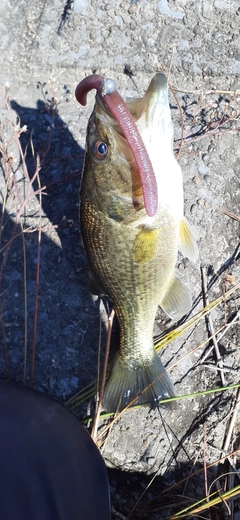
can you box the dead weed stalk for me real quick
[0,86,54,384]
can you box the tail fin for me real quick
[102,351,176,412]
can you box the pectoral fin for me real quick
[133,228,159,263]
[160,272,192,320]
[179,216,198,262]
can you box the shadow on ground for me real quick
[0,97,103,400]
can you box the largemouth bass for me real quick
[76,73,198,412]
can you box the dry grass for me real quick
[0,86,58,384]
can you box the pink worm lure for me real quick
[75,74,158,217]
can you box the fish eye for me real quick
[93,140,108,160]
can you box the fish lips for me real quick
[131,73,174,141]
[95,73,174,216]
[96,72,172,131]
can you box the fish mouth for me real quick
[95,73,173,216]
[97,73,173,210]
[97,72,173,170]
[127,73,174,144]
[76,73,174,217]
[97,73,172,140]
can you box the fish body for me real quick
[79,73,197,412]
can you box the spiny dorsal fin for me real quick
[179,216,198,262]
[160,272,192,320]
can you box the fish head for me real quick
[82,101,139,222]
[81,73,182,224]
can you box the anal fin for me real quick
[160,272,192,320]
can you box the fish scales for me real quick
[78,73,198,412]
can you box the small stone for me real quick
[202,153,209,163]
[197,198,204,206]
[128,4,136,14]
[190,204,197,214]
[193,175,201,185]
[182,258,190,268]
[146,457,155,465]
[198,161,208,175]
[193,25,200,35]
